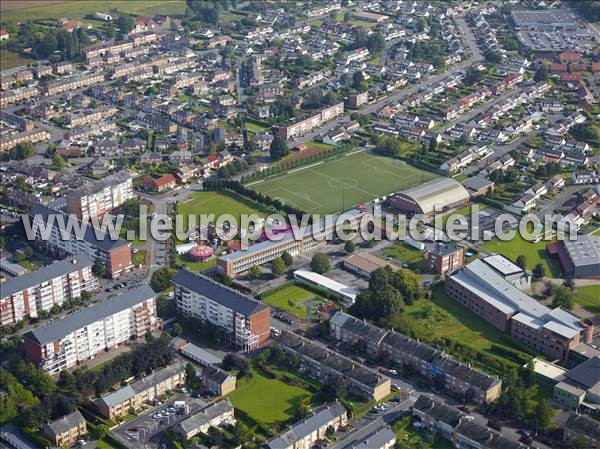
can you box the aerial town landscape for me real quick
[0,1,599,449]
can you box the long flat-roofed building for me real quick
[446,260,593,360]
[0,254,97,326]
[391,177,470,216]
[29,205,133,279]
[66,170,133,220]
[217,209,364,277]
[172,270,270,351]
[293,269,358,306]
[23,285,160,374]
[547,235,600,279]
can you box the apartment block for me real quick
[29,205,133,279]
[174,399,235,440]
[66,171,133,220]
[96,361,185,420]
[330,312,502,404]
[23,286,159,374]
[265,401,347,449]
[0,255,97,326]
[277,102,344,140]
[172,270,271,351]
[42,410,87,447]
[276,330,391,401]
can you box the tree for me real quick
[92,257,105,277]
[343,11,351,22]
[91,423,109,439]
[464,65,484,85]
[151,268,175,292]
[248,265,261,280]
[515,255,527,270]
[269,136,289,161]
[50,154,67,170]
[156,294,174,319]
[344,240,356,253]
[281,251,293,266]
[271,257,286,277]
[534,399,553,432]
[310,253,330,274]
[352,70,367,91]
[116,15,135,34]
[484,50,502,63]
[534,64,549,82]
[542,281,555,298]
[171,322,183,337]
[13,142,35,160]
[532,263,546,280]
[23,246,33,258]
[526,359,536,388]
[552,286,574,310]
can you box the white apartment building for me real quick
[171,270,271,351]
[66,170,134,219]
[23,285,159,374]
[0,255,97,326]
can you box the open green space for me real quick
[174,254,216,272]
[261,283,326,318]
[132,250,147,267]
[175,191,272,238]
[393,417,454,449]
[95,440,120,449]
[575,285,600,314]
[389,287,536,371]
[592,228,600,236]
[246,119,270,133]
[0,49,34,70]
[382,243,424,266]
[251,152,436,214]
[482,234,561,277]
[1,1,185,23]
[227,366,315,425]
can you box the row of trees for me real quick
[33,27,90,60]
[349,266,420,324]
[203,179,305,217]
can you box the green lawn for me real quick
[575,285,600,314]
[252,152,436,214]
[482,234,561,277]
[96,440,120,449]
[261,283,326,318]
[174,253,217,272]
[175,191,272,239]
[1,1,185,22]
[592,228,600,236]
[18,260,36,271]
[389,287,536,371]
[227,366,314,425]
[383,243,424,264]
[0,50,34,70]
[132,250,147,267]
[246,120,269,133]
[394,417,454,449]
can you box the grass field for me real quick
[227,366,314,424]
[389,287,536,371]
[174,254,216,272]
[132,250,146,267]
[262,283,326,318]
[483,234,561,277]
[251,152,436,214]
[0,50,35,70]
[393,417,453,449]
[176,191,271,238]
[575,285,600,314]
[382,243,424,265]
[1,1,185,22]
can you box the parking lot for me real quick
[516,29,595,52]
[111,394,207,449]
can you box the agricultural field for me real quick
[0,1,185,22]
[251,151,436,214]
[261,283,326,318]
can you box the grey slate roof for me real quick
[330,311,388,345]
[565,356,600,389]
[42,410,85,435]
[486,434,525,449]
[352,426,396,449]
[69,170,130,198]
[23,285,155,345]
[564,235,600,269]
[97,361,185,408]
[176,399,233,434]
[1,255,93,299]
[29,204,130,251]
[454,420,492,444]
[566,412,600,440]
[172,269,268,317]
[265,401,347,449]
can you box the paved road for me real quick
[328,396,416,449]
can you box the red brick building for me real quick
[427,244,465,275]
[142,174,176,192]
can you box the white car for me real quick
[389,369,398,375]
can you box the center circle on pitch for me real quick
[329,177,359,189]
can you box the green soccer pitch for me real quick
[249,151,437,213]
